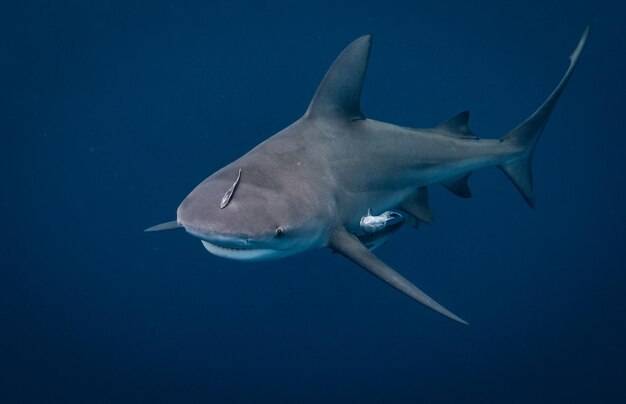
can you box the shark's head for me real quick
[176,164,334,261]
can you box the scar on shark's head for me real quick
[219,169,288,238]
[220,168,242,209]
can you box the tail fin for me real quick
[499,26,589,208]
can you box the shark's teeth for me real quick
[200,240,286,261]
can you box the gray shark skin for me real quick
[146,27,589,325]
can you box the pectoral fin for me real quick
[329,226,468,325]
[144,221,182,232]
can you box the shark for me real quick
[146,27,589,325]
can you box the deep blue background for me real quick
[2,0,625,402]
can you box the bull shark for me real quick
[146,27,589,325]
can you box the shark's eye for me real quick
[275,226,284,237]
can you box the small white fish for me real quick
[360,209,402,234]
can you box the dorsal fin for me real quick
[442,173,472,198]
[305,35,372,121]
[437,111,478,139]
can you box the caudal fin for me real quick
[499,26,589,208]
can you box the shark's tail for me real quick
[498,26,589,208]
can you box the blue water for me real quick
[3,1,625,402]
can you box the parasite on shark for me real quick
[147,27,589,324]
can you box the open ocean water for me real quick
[2,0,625,402]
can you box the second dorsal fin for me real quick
[437,111,478,139]
[305,35,372,121]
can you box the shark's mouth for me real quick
[200,240,286,261]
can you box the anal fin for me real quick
[442,173,472,198]
[329,226,468,325]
